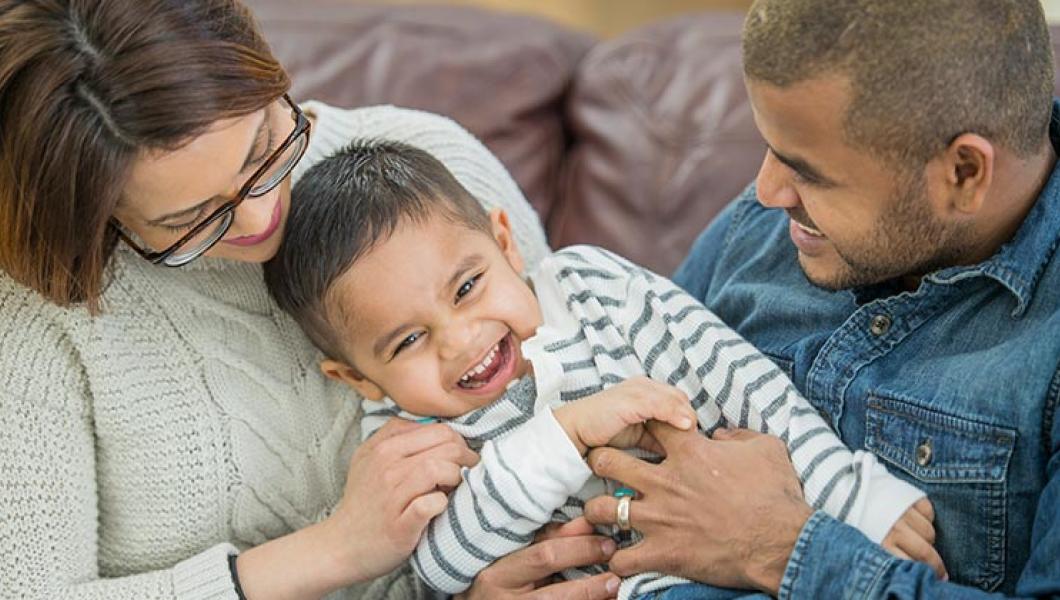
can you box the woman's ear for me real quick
[489,208,524,273]
[320,359,385,401]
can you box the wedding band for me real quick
[616,495,632,531]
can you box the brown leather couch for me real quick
[245,1,1060,275]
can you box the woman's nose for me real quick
[755,151,801,210]
[228,188,280,237]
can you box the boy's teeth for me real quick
[461,342,502,382]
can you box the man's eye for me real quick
[394,332,422,356]
[456,273,483,301]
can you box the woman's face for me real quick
[115,99,300,264]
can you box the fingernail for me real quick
[606,575,620,594]
[678,417,693,429]
[601,539,616,556]
[942,572,949,581]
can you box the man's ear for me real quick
[320,359,385,401]
[489,208,525,274]
[930,133,994,217]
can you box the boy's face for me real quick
[322,208,542,417]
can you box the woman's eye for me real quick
[456,273,483,301]
[160,207,210,232]
[394,332,422,356]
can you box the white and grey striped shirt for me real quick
[361,245,924,598]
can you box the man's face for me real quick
[747,76,973,290]
[329,210,542,417]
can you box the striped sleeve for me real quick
[409,408,592,594]
[555,246,924,543]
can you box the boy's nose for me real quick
[438,322,477,363]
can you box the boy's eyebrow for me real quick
[372,253,486,359]
[373,320,415,359]
[445,253,485,293]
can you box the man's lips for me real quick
[787,211,825,237]
[223,197,282,247]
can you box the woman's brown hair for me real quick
[0,0,290,311]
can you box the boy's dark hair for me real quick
[265,139,492,360]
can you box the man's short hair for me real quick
[742,0,1055,170]
[264,139,492,360]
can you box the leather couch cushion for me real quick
[551,13,762,275]
[246,0,594,221]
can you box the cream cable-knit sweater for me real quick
[0,101,549,600]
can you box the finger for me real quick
[392,458,464,503]
[536,517,597,543]
[644,420,704,454]
[379,422,473,460]
[897,532,947,580]
[587,447,659,490]
[527,572,620,600]
[583,496,618,527]
[395,490,448,540]
[646,393,697,431]
[368,417,421,442]
[902,506,936,544]
[632,427,665,456]
[710,427,758,441]
[489,535,617,587]
[912,497,935,522]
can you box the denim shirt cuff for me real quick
[779,511,898,599]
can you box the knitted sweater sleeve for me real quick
[0,282,241,600]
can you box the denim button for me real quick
[916,439,933,466]
[870,314,892,336]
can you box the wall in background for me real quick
[369,1,1060,37]
[362,0,751,37]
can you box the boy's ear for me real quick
[489,208,524,273]
[320,359,385,401]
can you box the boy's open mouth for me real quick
[457,333,515,392]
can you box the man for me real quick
[580,1,1060,598]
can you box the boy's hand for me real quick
[553,377,697,455]
[881,498,948,580]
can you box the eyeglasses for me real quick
[114,94,311,267]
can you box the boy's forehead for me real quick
[327,218,492,335]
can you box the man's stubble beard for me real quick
[801,176,976,291]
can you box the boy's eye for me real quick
[456,273,483,301]
[394,332,422,356]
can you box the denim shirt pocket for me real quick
[864,393,1017,591]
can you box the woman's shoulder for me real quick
[0,271,90,412]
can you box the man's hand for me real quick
[881,498,948,580]
[553,377,697,455]
[458,518,621,599]
[583,424,812,595]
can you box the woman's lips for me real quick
[223,197,282,247]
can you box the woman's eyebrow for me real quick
[146,114,268,225]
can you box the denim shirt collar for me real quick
[854,100,1060,316]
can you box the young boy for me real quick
[265,140,935,599]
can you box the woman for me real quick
[0,0,619,598]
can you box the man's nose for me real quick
[755,151,801,210]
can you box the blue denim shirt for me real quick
[672,107,1060,598]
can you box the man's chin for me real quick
[796,253,869,291]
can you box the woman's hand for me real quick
[237,418,478,599]
[459,518,621,600]
[328,418,480,582]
